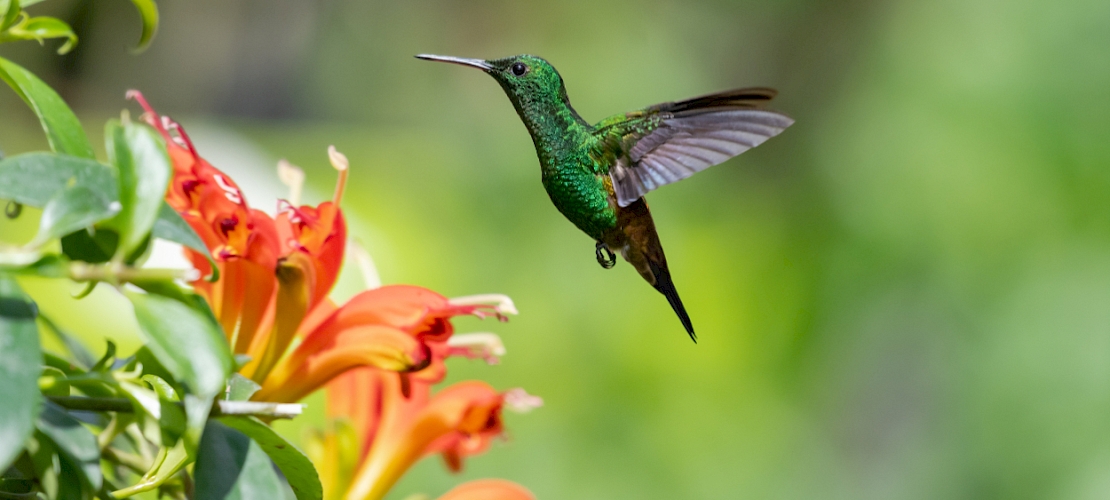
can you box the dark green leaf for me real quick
[0,153,116,207]
[0,57,94,158]
[0,276,41,472]
[194,421,284,500]
[104,119,171,259]
[134,345,176,388]
[60,228,117,263]
[29,185,119,247]
[128,0,158,52]
[217,416,322,500]
[35,401,101,492]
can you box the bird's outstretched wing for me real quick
[590,87,793,207]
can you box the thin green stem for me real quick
[46,395,304,419]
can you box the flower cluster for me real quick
[129,92,539,499]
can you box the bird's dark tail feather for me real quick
[647,259,696,343]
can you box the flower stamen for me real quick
[328,145,349,206]
[448,294,518,317]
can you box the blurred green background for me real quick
[3,0,1110,498]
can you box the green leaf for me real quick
[28,185,119,247]
[134,345,176,388]
[152,203,202,253]
[104,119,171,259]
[35,401,101,492]
[217,416,322,500]
[152,202,219,281]
[112,438,190,498]
[0,153,117,207]
[142,374,178,401]
[126,291,230,396]
[126,290,231,449]
[0,253,69,278]
[1,0,19,31]
[0,57,94,159]
[2,16,78,54]
[60,228,117,263]
[39,366,69,397]
[225,373,261,402]
[0,276,41,472]
[38,313,95,369]
[194,421,284,500]
[128,0,158,52]
[89,339,116,372]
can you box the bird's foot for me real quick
[595,242,616,269]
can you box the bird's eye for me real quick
[511,62,529,76]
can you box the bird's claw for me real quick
[595,242,616,269]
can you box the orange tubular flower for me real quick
[127,91,517,403]
[309,349,541,500]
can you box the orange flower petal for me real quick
[436,480,536,500]
[345,381,506,500]
[243,251,315,383]
[253,325,424,403]
[326,367,384,462]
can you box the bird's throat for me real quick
[512,93,591,173]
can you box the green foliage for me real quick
[0,58,93,158]
[102,118,172,260]
[0,277,41,472]
[0,3,320,499]
[0,15,78,54]
[194,421,284,500]
[126,289,233,443]
[29,186,119,248]
[34,402,101,494]
[128,0,158,52]
[218,416,323,500]
[0,153,117,206]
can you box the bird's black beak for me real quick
[415,54,493,71]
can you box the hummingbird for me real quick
[416,54,793,342]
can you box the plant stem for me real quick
[46,396,304,418]
[68,262,198,283]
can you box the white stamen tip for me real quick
[328,145,349,172]
[503,388,543,413]
[448,294,518,316]
[277,159,305,207]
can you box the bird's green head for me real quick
[416,54,571,116]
